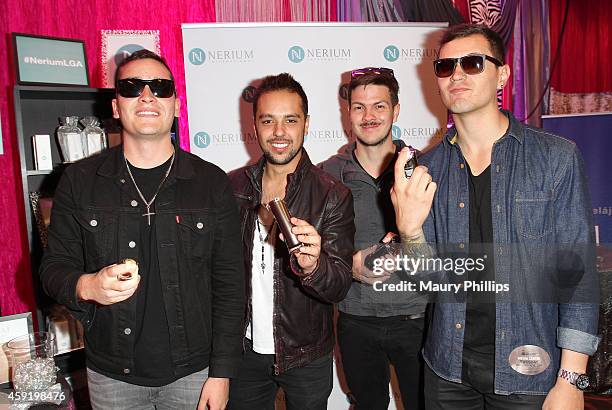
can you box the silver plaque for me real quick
[508,345,551,375]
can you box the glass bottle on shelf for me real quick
[80,116,107,157]
[56,116,85,162]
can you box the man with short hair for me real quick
[391,24,599,409]
[227,73,354,410]
[40,50,244,410]
[320,67,425,409]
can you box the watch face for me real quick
[576,374,590,390]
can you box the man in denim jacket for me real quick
[390,24,599,409]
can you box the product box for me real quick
[32,134,53,170]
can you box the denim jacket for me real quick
[419,111,600,395]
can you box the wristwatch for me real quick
[557,368,591,391]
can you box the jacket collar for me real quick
[97,144,195,180]
[444,109,524,147]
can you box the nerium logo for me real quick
[384,46,438,62]
[115,44,144,65]
[242,86,257,103]
[392,125,401,140]
[193,131,211,148]
[189,48,206,65]
[384,45,400,62]
[288,46,305,63]
[338,83,349,101]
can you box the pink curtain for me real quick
[0,0,215,316]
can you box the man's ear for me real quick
[498,64,511,90]
[112,99,120,119]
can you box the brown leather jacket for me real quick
[228,149,354,373]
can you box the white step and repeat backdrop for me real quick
[182,22,447,409]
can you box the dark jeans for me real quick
[337,311,425,410]
[424,364,546,410]
[227,342,332,410]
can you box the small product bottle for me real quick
[404,145,418,178]
[80,116,107,157]
[56,116,85,162]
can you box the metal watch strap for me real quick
[557,368,579,385]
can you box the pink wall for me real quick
[0,0,215,316]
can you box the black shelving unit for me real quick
[14,85,116,330]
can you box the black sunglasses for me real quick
[433,54,503,78]
[116,78,176,98]
[351,67,394,78]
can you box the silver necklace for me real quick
[256,217,275,272]
[124,150,175,226]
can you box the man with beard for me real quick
[227,73,355,409]
[320,68,426,409]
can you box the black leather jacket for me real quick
[40,146,245,379]
[229,150,354,373]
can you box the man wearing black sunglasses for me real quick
[40,50,244,410]
[391,24,598,410]
[320,68,425,410]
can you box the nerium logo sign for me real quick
[242,86,257,103]
[288,46,305,63]
[189,48,206,65]
[392,125,402,140]
[193,131,211,148]
[384,45,437,62]
[288,45,351,63]
[384,45,400,62]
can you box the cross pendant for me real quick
[142,205,155,226]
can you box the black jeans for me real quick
[337,311,425,410]
[424,364,546,410]
[227,341,332,410]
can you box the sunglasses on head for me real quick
[116,78,176,98]
[350,67,394,78]
[433,54,503,78]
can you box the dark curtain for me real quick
[550,0,612,93]
[399,0,465,23]
[490,0,518,47]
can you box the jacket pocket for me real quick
[177,211,213,260]
[514,190,554,239]
[75,210,117,269]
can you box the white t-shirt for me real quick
[245,218,276,354]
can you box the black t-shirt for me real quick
[129,157,174,386]
[461,163,496,392]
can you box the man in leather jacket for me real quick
[227,73,355,410]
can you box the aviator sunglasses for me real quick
[351,67,395,78]
[116,78,176,98]
[433,54,503,78]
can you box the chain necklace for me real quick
[256,217,275,272]
[256,218,267,271]
[124,150,175,226]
